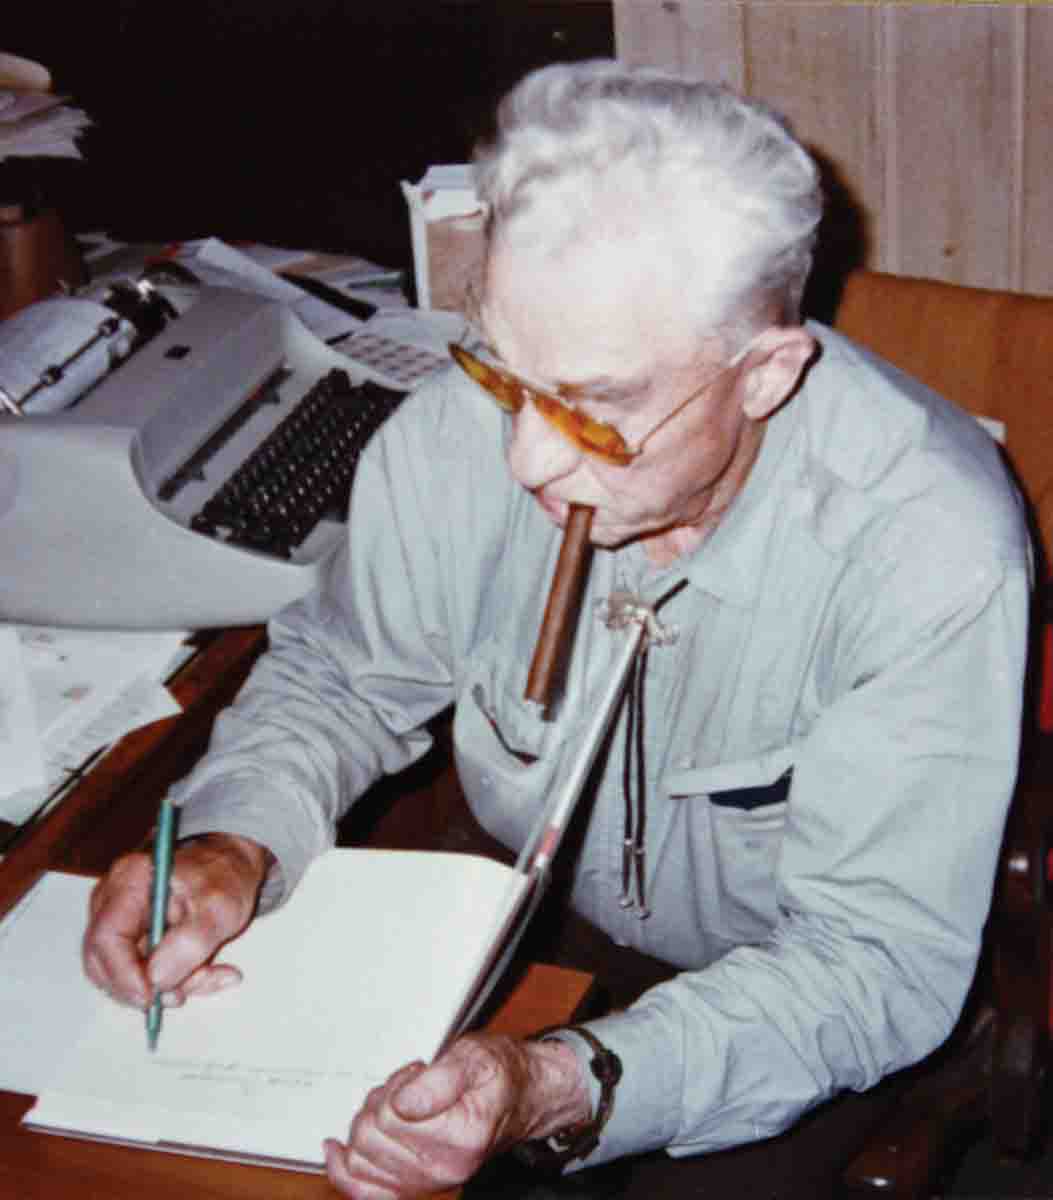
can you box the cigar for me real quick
[524,504,595,710]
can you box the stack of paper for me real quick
[0,91,90,162]
[0,625,189,826]
[163,238,360,345]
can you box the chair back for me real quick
[833,270,1053,575]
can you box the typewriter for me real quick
[0,288,407,629]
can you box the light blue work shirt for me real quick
[176,323,1031,1164]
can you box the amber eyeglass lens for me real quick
[449,343,635,467]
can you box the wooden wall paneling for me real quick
[614,0,745,86]
[1022,7,1053,297]
[615,0,693,72]
[613,1,1053,299]
[883,5,1020,290]
[735,4,885,286]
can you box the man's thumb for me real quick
[392,1058,465,1122]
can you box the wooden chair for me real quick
[831,271,1053,1197]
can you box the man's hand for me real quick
[82,833,273,1011]
[324,1033,590,1199]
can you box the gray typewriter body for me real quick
[0,288,401,629]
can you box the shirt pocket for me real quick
[452,641,577,853]
[666,746,794,943]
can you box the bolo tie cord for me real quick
[618,578,687,918]
[619,644,650,915]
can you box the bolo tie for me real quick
[618,578,687,918]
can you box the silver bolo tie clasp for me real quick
[597,589,680,647]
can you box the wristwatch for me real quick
[514,1025,623,1170]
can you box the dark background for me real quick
[3,2,614,269]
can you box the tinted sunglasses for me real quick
[449,342,748,467]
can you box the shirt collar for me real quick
[667,390,800,608]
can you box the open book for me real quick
[17,849,532,1170]
[9,592,649,1170]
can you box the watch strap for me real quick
[514,1025,623,1171]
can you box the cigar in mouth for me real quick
[524,504,595,710]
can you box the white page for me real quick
[0,675,182,828]
[0,627,43,798]
[17,626,187,741]
[0,96,89,162]
[0,628,187,825]
[174,238,359,343]
[0,873,101,1095]
[27,849,526,1167]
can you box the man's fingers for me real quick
[82,858,155,1006]
[144,914,235,994]
[83,837,265,1008]
[149,962,242,1011]
[341,1062,463,1193]
[332,1040,530,1199]
[82,941,149,1008]
[325,1138,400,1200]
[179,962,243,998]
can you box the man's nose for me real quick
[505,400,582,491]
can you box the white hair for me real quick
[473,60,823,346]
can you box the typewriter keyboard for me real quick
[190,369,403,559]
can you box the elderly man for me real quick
[83,61,1030,1198]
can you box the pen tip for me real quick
[146,1006,161,1052]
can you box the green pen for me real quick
[146,796,177,1052]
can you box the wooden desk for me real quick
[0,627,595,1199]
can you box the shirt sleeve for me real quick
[173,374,494,908]
[569,544,1031,1165]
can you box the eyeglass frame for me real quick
[448,335,756,468]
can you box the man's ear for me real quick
[739,327,817,421]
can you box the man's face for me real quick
[479,238,772,555]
